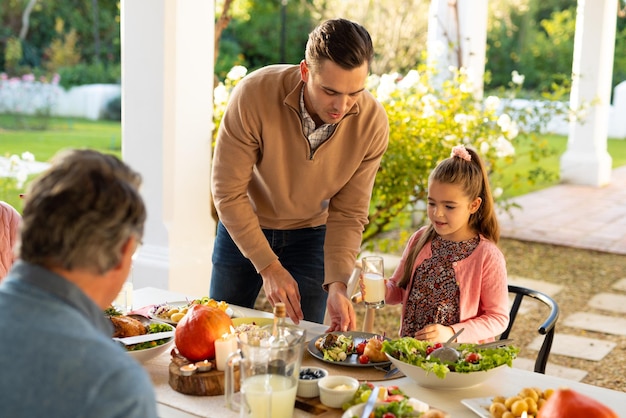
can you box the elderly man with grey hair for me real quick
[0,149,157,418]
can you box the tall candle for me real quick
[214,333,237,371]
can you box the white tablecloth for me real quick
[135,287,626,418]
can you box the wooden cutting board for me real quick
[294,396,343,417]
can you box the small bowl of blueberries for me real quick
[297,366,328,398]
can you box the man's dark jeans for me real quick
[210,221,327,323]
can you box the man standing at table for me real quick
[0,149,158,418]
[210,18,389,331]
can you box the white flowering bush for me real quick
[0,152,36,207]
[363,63,578,249]
[212,64,571,248]
[212,65,248,141]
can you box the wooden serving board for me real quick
[168,351,240,396]
[294,397,342,417]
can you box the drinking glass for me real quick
[361,256,385,308]
[113,281,133,313]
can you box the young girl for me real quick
[381,145,509,343]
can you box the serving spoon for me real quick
[428,327,465,363]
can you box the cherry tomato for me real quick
[386,385,400,394]
[382,413,397,418]
[426,342,443,356]
[356,341,367,355]
[465,352,480,363]
[358,354,370,364]
[384,394,406,403]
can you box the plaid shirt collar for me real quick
[300,86,336,151]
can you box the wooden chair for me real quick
[502,284,560,374]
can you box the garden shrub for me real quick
[213,63,573,250]
[103,95,121,121]
[57,62,120,89]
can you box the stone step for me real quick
[612,278,626,292]
[507,276,563,298]
[507,276,563,314]
[512,357,588,382]
[587,293,626,314]
[563,312,626,336]
[527,333,616,361]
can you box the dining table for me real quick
[134,287,626,418]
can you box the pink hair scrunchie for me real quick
[451,145,472,161]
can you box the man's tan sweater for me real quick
[211,65,389,288]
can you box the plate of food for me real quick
[460,398,491,418]
[342,383,449,418]
[149,297,235,325]
[462,386,555,417]
[307,331,391,367]
[107,311,175,363]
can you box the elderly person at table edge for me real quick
[0,149,158,418]
[210,18,389,331]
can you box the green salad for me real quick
[344,383,430,417]
[318,334,354,362]
[126,323,173,352]
[382,337,519,379]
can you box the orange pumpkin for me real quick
[174,304,233,362]
[537,388,618,418]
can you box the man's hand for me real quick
[325,282,357,332]
[260,260,304,324]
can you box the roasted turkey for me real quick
[109,315,148,338]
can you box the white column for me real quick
[427,0,488,99]
[122,0,215,296]
[560,0,616,186]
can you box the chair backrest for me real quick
[501,284,560,374]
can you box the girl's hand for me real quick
[357,270,367,300]
[414,323,456,343]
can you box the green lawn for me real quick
[499,134,626,196]
[1,114,625,210]
[1,115,121,209]
[0,115,121,161]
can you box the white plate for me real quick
[342,402,370,418]
[461,397,492,418]
[149,301,235,325]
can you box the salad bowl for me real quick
[386,354,505,389]
[382,338,518,390]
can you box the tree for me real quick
[18,0,38,40]
[309,0,430,75]
[215,0,313,80]
[0,0,120,76]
